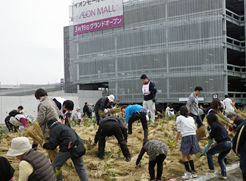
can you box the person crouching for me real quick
[135,139,168,181]
[6,137,56,181]
[93,116,131,161]
[41,118,88,181]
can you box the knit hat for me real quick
[6,137,31,157]
[107,95,115,102]
[47,118,59,129]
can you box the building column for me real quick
[114,35,118,97]
[165,1,170,100]
[222,0,228,95]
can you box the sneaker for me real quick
[125,157,131,162]
[219,175,227,180]
[191,170,197,178]
[182,172,192,180]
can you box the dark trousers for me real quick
[190,113,203,129]
[98,122,131,158]
[149,154,166,180]
[53,151,88,181]
[95,111,100,125]
[128,112,148,138]
[243,173,246,181]
[5,116,17,132]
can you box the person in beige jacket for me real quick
[35,88,61,138]
[33,88,61,149]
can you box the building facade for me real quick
[64,0,246,104]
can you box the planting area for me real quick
[0,118,240,181]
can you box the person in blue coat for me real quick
[233,119,246,181]
[121,104,148,139]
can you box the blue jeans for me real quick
[207,141,232,177]
[190,113,203,129]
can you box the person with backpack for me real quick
[42,118,88,181]
[9,114,27,128]
[5,109,23,132]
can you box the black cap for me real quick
[47,118,59,129]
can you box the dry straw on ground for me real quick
[1,111,245,181]
[26,121,57,161]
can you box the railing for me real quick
[228,92,246,100]
[226,9,244,25]
[227,64,246,73]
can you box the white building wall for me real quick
[0,90,102,124]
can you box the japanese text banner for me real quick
[73,0,123,34]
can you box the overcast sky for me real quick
[0,1,72,85]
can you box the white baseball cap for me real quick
[6,137,31,157]
[107,95,115,102]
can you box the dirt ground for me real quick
[0,118,240,181]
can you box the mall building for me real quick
[64,0,246,104]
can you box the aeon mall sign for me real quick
[73,0,123,34]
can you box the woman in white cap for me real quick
[7,137,56,181]
[94,94,115,125]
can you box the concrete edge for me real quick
[191,163,240,181]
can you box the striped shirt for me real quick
[186,92,199,115]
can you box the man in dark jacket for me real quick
[83,102,90,118]
[93,116,131,161]
[42,118,88,181]
[233,119,246,180]
[141,74,157,126]
[94,95,115,125]
[227,112,244,131]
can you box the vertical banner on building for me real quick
[73,0,123,35]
